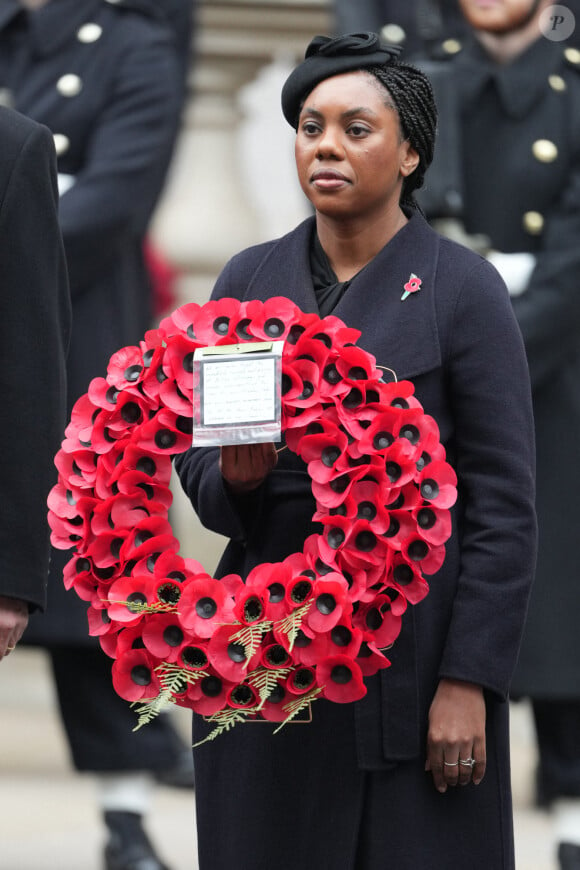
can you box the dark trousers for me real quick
[48,644,185,773]
[533,699,580,805]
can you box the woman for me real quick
[175,33,536,869]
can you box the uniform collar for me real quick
[23,0,103,57]
[456,34,563,119]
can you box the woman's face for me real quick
[294,71,419,224]
[458,0,544,33]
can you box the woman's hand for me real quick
[220,443,278,493]
[0,596,28,660]
[425,678,487,793]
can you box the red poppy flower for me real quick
[106,345,149,394]
[243,296,301,341]
[260,641,294,670]
[208,624,260,682]
[88,376,122,412]
[119,516,178,564]
[258,678,293,722]
[88,604,118,642]
[106,574,157,625]
[334,344,380,385]
[187,673,236,716]
[177,642,210,672]
[316,655,366,703]
[158,302,201,341]
[355,637,391,677]
[401,536,447,576]
[188,297,240,344]
[90,393,150,453]
[158,333,198,413]
[281,357,322,409]
[54,447,98,492]
[112,648,161,702]
[286,665,317,696]
[138,408,193,455]
[299,427,349,484]
[354,591,406,648]
[179,577,235,637]
[386,555,430,605]
[304,574,349,633]
[243,562,292,622]
[63,394,101,450]
[48,494,96,551]
[233,589,268,626]
[142,612,192,662]
[401,273,422,300]
[417,461,457,509]
[226,682,260,710]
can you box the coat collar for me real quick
[242,210,443,381]
[0,0,161,57]
[456,35,563,119]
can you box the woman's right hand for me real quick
[220,443,278,493]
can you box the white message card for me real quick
[192,341,284,446]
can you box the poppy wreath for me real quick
[48,296,457,743]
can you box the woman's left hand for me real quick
[425,678,487,793]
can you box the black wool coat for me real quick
[0,106,70,612]
[422,36,580,698]
[175,211,537,870]
[0,0,188,643]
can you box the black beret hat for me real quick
[281,32,402,129]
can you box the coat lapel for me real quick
[245,211,443,382]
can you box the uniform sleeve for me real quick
[0,123,70,610]
[511,158,580,388]
[58,30,183,296]
[437,259,537,698]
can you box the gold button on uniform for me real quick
[57,74,83,97]
[549,74,566,92]
[77,23,103,43]
[442,38,462,55]
[523,211,544,235]
[532,139,558,163]
[380,24,406,45]
[564,47,580,65]
[53,133,70,156]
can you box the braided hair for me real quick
[367,62,437,208]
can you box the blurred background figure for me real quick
[333,0,467,56]
[408,1,580,869]
[0,106,70,662]
[334,0,580,56]
[0,1,196,869]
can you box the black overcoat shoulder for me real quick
[0,0,186,642]
[0,107,70,611]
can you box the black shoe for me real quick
[103,811,170,870]
[558,842,580,870]
[153,749,195,790]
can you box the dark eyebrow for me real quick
[301,105,381,121]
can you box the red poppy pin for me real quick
[401,273,422,301]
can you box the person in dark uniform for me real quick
[333,0,468,57]
[415,1,580,867]
[175,32,537,870]
[0,106,70,661]
[0,2,195,869]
